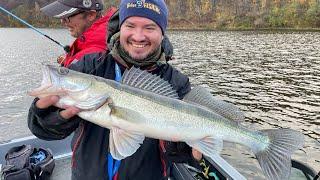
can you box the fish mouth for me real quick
[27,64,67,97]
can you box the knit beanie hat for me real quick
[119,0,168,34]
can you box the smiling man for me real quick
[28,0,201,179]
[119,16,163,60]
[40,0,116,67]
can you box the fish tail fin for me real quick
[254,129,304,180]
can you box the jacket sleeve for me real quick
[68,52,108,74]
[28,98,81,140]
[173,69,191,99]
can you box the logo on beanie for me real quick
[127,0,160,14]
[136,0,144,8]
[83,0,92,8]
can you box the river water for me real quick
[0,28,319,179]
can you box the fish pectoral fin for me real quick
[78,103,112,128]
[186,137,223,157]
[74,95,109,110]
[109,127,145,160]
[111,106,147,124]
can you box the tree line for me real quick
[1,0,320,29]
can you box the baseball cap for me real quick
[40,0,103,18]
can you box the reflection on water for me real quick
[0,29,319,178]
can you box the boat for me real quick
[0,135,318,180]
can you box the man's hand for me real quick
[192,149,202,161]
[163,141,203,169]
[36,95,80,119]
[57,54,66,65]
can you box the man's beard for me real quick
[123,45,161,62]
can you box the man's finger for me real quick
[192,149,202,161]
[36,96,59,109]
[57,55,66,64]
[60,107,80,120]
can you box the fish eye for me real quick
[57,67,69,75]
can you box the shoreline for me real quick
[168,27,320,32]
[2,26,320,32]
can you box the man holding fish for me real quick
[28,0,204,179]
[28,0,305,180]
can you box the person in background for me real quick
[40,0,117,67]
[28,0,202,179]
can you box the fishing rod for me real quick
[0,5,70,53]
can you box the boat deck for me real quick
[1,136,317,180]
[52,157,71,180]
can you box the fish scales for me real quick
[102,80,269,148]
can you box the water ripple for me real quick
[170,30,320,176]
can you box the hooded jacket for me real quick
[63,8,117,67]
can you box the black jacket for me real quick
[28,53,195,180]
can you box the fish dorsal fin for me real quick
[183,86,245,122]
[122,67,179,99]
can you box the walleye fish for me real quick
[29,64,304,180]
